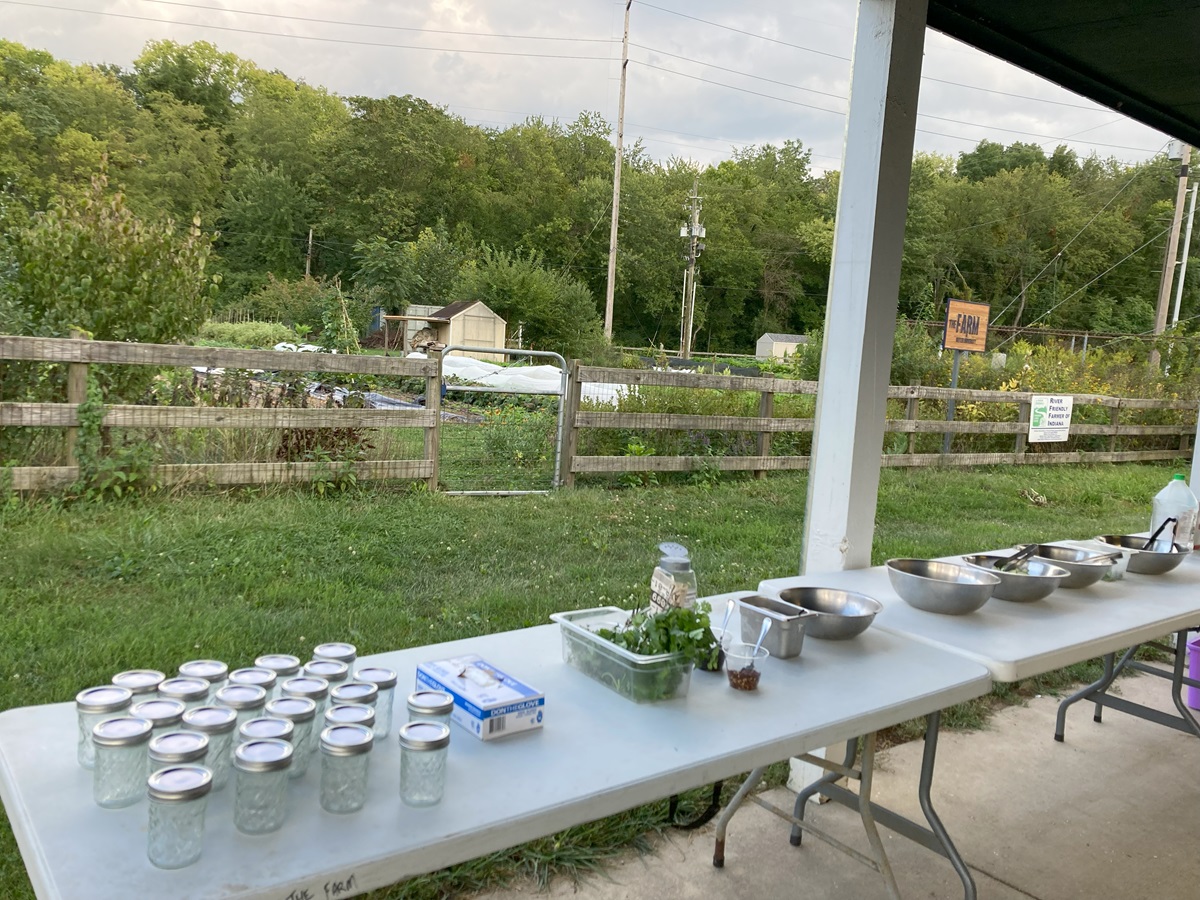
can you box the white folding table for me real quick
[0,592,990,900]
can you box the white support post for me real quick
[801,0,928,575]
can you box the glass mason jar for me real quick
[312,642,356,666]
[265,697,316,778]
[228,667,278,702]
[130,698,187,738]
[181,705,237,791]
[112,669,165,698]
[238,716,294,745]
[147,765,212,870]
[319,724,374,814]
[324,703,375,733]
[280,676,331,730]
[303,659,349,700]
[178,660,229,701]
[92,716,153,808]
[214,684,268,731]
[254,654,301,687]
[233,739,293,835]
[76,685,133,769]
[329,681,378,713]
[407,690,454,728]
[157,677,211,711]
[355,667,398,739]
[149,730,209,774]
[398,721,451,808]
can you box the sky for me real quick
[0,0,1174,173]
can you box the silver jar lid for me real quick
[398,721,451,751]
[149,730,209,764]
[157,677,211,704]
[330,681,379,706]
[312,642,356,664]
[303,659,349,684]
[324,704,376,729]
[280,676,329,701]
[407,690,454,717]
[92,716,153,747]
[182,705,238,734]
[319,723,374,757]
[111,670,165,695]
[148,765,213,802]
[233,738,293,773]
[239,717,295,743]
[265,697,317,723]
[178,660,229,684]
[355,667,398,690]
[254,654,301,677]
[214,684,267,711]
[228,667,277,691]
[76,685,133,713]
[131,698,186,729]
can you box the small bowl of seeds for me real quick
[725,643,769,691]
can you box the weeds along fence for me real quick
[0,335,440,492]
[558,364,1198,487]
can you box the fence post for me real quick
[1108,401,1121,455]
[559,360,583,488]
[754,373,775,479]
[425,350,442,491]
[1015,396,1031,460]
[64,329,89,466]
[905,385,919,455]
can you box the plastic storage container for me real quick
[1151,474,1199,551]
[736,595,812,659]
[649,542,698,614]
[550,607,694,703]
[147,765,212,869]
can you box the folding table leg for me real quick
[918,711,976,900]
[790,738,857,846]
[857,730,902,900]
[712,765,767,868]
[1169,630,1200,739]
[1055,650,1128,742]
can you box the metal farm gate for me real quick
[437,346,567,495]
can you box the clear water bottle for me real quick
[1151,474,1198,551]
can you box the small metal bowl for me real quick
[885,559,999,615]
[1021,544,1114,589]
[774,587,883,640]
[1094,535,1190,576]
[961,554,1070,603]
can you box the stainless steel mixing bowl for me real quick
[774,587,883,640]
[1022,544,1114,589]
[1094,535,1190,576]
[885,558,999,615]
[961,554,1070,603]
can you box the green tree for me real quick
[354,224,470,313]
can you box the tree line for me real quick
[0,38,1192,359]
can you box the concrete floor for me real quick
[479,673,1199,900]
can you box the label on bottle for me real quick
[649,567,690,614]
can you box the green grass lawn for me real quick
[0,462,1185,897]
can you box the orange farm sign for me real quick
[942,299,990,352]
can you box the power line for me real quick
[0,1,616,61]
[631,42,845,102]
[635,1,850,62]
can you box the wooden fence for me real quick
[557,364,1197,486]
[0,335,440,491]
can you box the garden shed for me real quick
[426,300,507,362]
[756,332,809,360]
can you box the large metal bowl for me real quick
[885,558,999,615]
[774,587,883,640]
[1094,535,1190,575]
[1023,544,1114,589]
[961,554,1070,603]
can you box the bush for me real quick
[198,320,300,348]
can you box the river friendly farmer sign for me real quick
[1029,395,1074,443]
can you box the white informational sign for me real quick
[1029,395,1074,443]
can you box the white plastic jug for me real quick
[1151,474,1199,551]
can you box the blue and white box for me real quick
[415,655,545,741]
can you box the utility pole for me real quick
[305,227,314,278]
[603,0,632,341]
[1173,183,1197,325]
[679,177,704,360]
[1152,144,1190,366]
